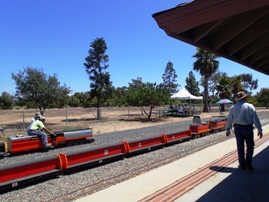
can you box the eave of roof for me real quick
[152,0,269,76]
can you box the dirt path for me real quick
[0,108,221,136]
[91,111,223,135]
[1,107,266,136]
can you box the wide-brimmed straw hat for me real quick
[236,91,248,101]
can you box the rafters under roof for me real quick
[152,0,269,76]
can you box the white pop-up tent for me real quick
[171,88,203,100]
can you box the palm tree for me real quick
[216,77,232,111]
[193,48,219,112]
[216,77,232,99]
[230,75,243,100]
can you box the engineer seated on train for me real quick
[27,116,53,149]
[27,112,42,134]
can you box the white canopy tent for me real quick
[171,88,203,100]
[171,88,203,115]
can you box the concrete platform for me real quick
[75,124,269,202]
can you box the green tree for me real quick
[200,71,227,107]
[73,92,91,107]
[193,48,219,112]
[112,86,128,107]
[46,76,70,108]
[12,67,70,114]
[206,71,228,97]
[68,95,81,107]
[216,74,258,102]
[240,73,258,93]
[256,88,269,108]
[162,61,179,94]
[84,37,113,119]
[215,77,232,99]
[126,77,144,115]
[230,75,243,100]
[215,76,232,111]
[126,77,143,106]
[127,82,170,119]
[185,71,200,96]
[0,92,13,109]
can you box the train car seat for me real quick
[193,116,207,125]
[193,116,201,124]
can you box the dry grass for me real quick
[0,107,224,137]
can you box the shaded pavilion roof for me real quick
[152,0,269,76]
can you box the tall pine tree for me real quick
[185,71,200,96]
[162,61,179,94]
[84,37,113,119]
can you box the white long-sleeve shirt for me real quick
[225,101,262,133]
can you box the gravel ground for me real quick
[1,111,269,202]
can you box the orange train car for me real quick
[208,118,227,132]
[190,116,227,137]
[6,128,94,154]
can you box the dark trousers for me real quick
[28,129,48,148]
[234,125,255,167]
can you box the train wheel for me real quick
[66,141,75,146]
[192,134,199,139]
[66,141,71,146]
[82,139,89,144]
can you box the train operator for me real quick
[28,116,53,149]
[26,111,42,134]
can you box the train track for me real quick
[48,133,269,202]
[48,134,231,201]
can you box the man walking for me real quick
[225,90,263,171]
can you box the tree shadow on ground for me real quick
[59,118,99,122]
[118,115,166,123]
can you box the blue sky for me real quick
[1,0,268,96]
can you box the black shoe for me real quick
[246,165,254,171]
[238,165,246,170]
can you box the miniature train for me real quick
[0,116,229,192]
[0,128,94,155]
[0,116,226,156]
